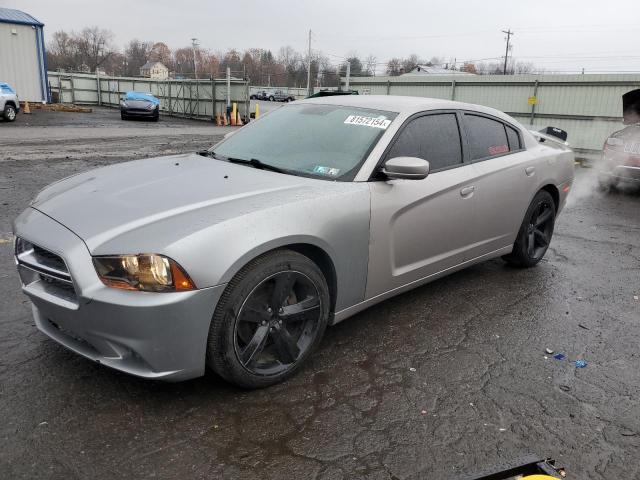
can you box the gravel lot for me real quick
[1,107,639,479]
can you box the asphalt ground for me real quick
[1,107,639,479]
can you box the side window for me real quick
[386,113,463,171]
[465,114,510,160]
[506,125,521,150]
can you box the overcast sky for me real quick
[5,0,640,73]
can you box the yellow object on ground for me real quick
[255,102,260,119]
[231,103,237,126]
[22,101,31,114]
[522,475,558,479]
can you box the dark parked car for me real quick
[599,89,640,191]
[250,90,269,100]
[268,90,296,102]
[120,91,160,121]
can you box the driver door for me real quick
[366,111,478,299]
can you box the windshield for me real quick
[212,103,397,181]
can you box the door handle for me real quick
[460,186,475,198]
[525,166,536,176]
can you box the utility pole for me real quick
[345,61,351,90]
[191,38,199,79]
[306,29,312,97]
[502,29,514,75]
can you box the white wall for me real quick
[0,22,44,102]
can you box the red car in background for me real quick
[599,89,640,191]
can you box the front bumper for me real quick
[14,207,225,381]
[121,106,158,117]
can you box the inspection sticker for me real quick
[313,165,341,176]
[344,115,391,129]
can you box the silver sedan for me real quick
[13,96,575,388]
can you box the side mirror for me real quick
[382,157,430,180]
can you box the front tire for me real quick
[503,190,556,268]
[120,111,128,120]
[269,96,275,102]
[207,250,330,389]
[3,104,17,122]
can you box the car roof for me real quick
[298,94,515,123]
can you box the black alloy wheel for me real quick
[525,200,554,261]
[234,271,321,376]
[503,190,556,268]
[207,250,330,388]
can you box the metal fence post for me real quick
[226,67,231,116]
[70,75,75,104]
[245,79,250,122]
[386,80,391,95]
[530,79,539,125]
[96,71,102,106]
[451,80,456,101]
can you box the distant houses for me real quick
[140,61,169,80]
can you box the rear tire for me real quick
[207,250,330,389]
[3,104,17,122]
[502,190,556,268]
[120,111,127,120]
[269,96,275,102]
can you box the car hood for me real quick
[32,153,336,252]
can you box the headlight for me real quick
[93,254,196,292]
[121,101,128,107]
[147,103,157,110]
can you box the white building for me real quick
[403,65,474,76]
[140,61,169,80]
[0,7,49,102]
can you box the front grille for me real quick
[15,238,77,300]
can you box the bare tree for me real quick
[364,55,377,76]
[75,27,116,72]
[124,39,153,76]
[386,58,403,76]
[149,42,172,67]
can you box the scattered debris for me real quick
[560,385,571,392]
[634,295,639,301]
[545,348,554,354]
[38,421,48,426]
[621,429,637,437]
[553,353,566,361]
[499,428,506,432]
[409,367,416,372]
[574,360,588,368]
[578,324,590,330]
[421,410,427,415]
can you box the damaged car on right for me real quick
[599,88,640,191]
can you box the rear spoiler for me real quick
[529,126,570,147]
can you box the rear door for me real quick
[366,111,478,298]
[461,112,539,258]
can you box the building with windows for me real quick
[140,61,169,80]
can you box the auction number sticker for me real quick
[344,115,391,129]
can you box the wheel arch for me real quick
[539,183,560,212]
[4,100,17,109]
[220,239,339,315]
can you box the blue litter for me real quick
[574,360,587,368]
[553,353,566,360]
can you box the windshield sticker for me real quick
[344,115,391,129]
[313,166,341,176]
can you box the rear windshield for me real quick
[212,103,397,181]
